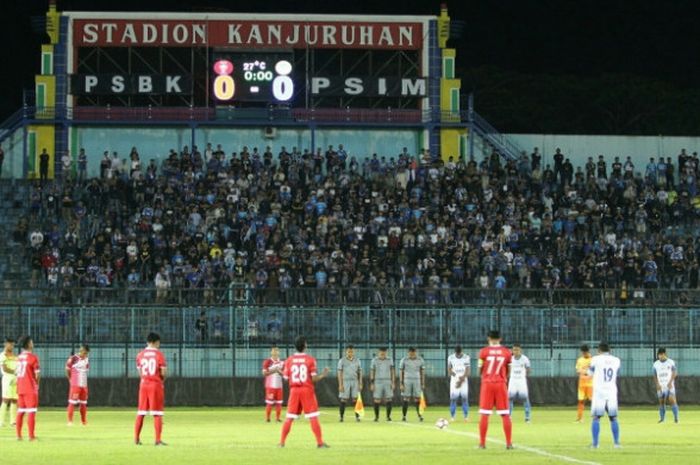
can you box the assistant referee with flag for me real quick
[337,344,363,422]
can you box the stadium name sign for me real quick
[73,20,423,50]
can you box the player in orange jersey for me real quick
[575,345,593,422]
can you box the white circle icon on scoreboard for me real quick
[275,60,292,76]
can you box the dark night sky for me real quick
[2,0,699,132]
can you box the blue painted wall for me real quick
[73,126,421,176]
[24,345,700,378]
[2,128,24,178]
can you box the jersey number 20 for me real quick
[291,364,308,383]
[139,358,157,377]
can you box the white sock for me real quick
[9,402,16,424]
[0,401,8,425]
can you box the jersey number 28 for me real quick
[290,364,308,383]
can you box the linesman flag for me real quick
[354,393,365,417]
[419,393,427,415]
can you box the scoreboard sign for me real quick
[211,52,294,103]
[70,74,191,95]
[209,51,424,103]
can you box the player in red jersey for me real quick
[66,343,90,426]
[279,336,330,449]
[134,333,167,446]
[15,336,40,441]
[478,330,513,449]
[262,345,285,422]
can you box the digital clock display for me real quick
[212,51,294,103]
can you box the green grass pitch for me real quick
[0,406,695,465]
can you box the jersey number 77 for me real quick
[484,356,506,374]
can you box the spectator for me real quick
[39,148,50,184]
[155,266,171,302]
[61,152,72,180]
[77,148,87,184]
[195,311,208,342]
[267,313,282,342]
[213,315,224,340]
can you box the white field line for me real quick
[395,421,603,465]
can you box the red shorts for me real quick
[69,386,89,405]
[479,382,509,415]
[286,387,319,419]
[265,388,283,405]
[18,392,39,413]
[137,382,164,416]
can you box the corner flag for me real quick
[355,393,365,417]
[419,393,427,415]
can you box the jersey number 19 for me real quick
[603,367,614,382]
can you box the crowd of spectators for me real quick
[15,142,700,304]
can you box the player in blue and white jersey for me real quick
[653,347,679,423]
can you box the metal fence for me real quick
[3,287,700,308]
[0,304,697,348]
[2,304,699,378]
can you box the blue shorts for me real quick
[657,388,676,400]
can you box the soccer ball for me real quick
[435,418,449,430]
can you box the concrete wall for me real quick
[35,376,699,407]
[507,133,700,171]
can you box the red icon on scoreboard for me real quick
[213,60,234,76]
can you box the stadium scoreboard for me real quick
[212,51,294,103]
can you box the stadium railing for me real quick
[0,288,697,347]
[0,286,697,307]
[14,105,467,126]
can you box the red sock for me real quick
[67,403,75,422]
[479,414,489,447]
[154,416,163,443]
[280,419,293,445]
[501,414,513,446]
[275,404,282,420]
[134,415,145,442]
[577,401,584,420]
[16,412,24,439]
[265,404,272,420]
[80,404,87,424]
[27,413,36,439]
[309,417,324,446]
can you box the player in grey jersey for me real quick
[399,347,425,422]
[370,347,395,422]
[337,344,363,422]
